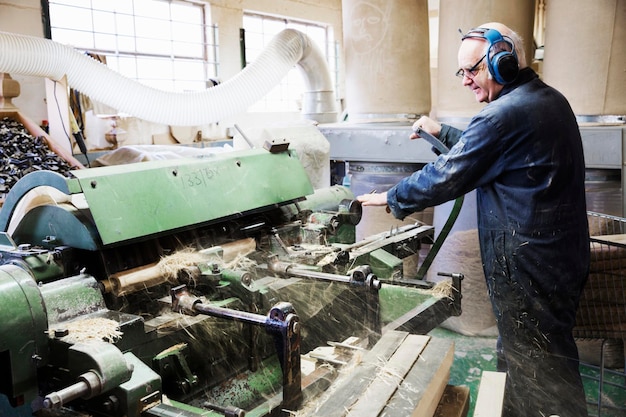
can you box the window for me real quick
[243,12,337,112]
[46,0,218,92]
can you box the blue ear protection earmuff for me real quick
[462,27,519,84]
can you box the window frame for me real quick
[44,0,219,92]
[242,11,338,113]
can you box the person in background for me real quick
[357,22,590,417]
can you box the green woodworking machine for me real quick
[0,143,461,417]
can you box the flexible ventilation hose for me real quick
[0,29,337,126]
[413,129,464,281]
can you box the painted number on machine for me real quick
[181,167,219,188]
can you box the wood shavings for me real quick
[224,252,258,271]
[53,317,122,344]
[427,279,454,299]
[158,246,258,282]
[157,248,212,281]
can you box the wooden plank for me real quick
[310,330,409,417]
[591,233,626,247]
[307,345,351,366]
[380,337,455,417]
[346,335,431,417]
[473,371,506,417]
[433,385,470,417]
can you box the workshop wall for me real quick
[0,0,48,124]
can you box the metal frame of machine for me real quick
[0,143,461,417]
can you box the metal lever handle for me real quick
[414,127,450,155]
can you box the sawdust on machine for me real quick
[224,252,258,271]
[157,248,214,282]
[427,279,455,299]
[52,317,123,344]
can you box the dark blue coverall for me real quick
[386,67,590,417]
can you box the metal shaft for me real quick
[202,402,246,417]
[43,380,90,409]
[286,267,351,284]
[192,302,267,327]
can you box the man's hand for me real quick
[409,116,442,140]
[357,191,388,207]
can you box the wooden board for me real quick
[591,234,626,248]
[473,371,507,417]
[346,334,430,416]
[310,330,410,417]
[433,385,470,417]
[381,337,455,417]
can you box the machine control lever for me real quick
[414,126,450,155]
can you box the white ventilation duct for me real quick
[0,29,338,125]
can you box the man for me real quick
[358,22,590,417]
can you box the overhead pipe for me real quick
[0,29,338,125]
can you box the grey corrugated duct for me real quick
[0,29,337,125]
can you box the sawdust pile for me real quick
[427,229,498,337]
[53,317,123,344]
